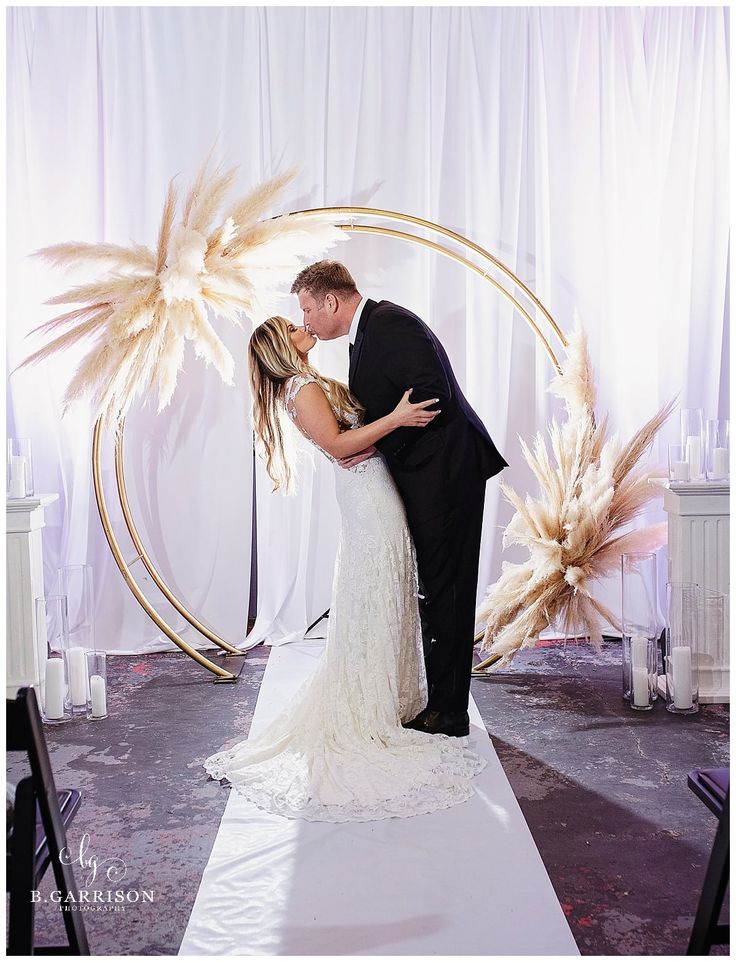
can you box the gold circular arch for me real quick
[91,208,567,681]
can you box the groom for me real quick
[291,261,508,736]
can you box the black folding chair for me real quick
[6,686,90,955]
[686,767,729,955]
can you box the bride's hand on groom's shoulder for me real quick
[337,446,378,470]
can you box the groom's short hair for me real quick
[291,261,358,302]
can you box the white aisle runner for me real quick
[180,642,579,956]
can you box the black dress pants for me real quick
[410,480,487,714]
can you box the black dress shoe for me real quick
[403,709,470,737]
[402,707,430,730]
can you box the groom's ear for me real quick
[325,292,338,314]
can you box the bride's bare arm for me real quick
[337,445,378,469]
[292,382,440,460]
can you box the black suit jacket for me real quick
[348,299,508,524]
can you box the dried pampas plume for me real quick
[475,313,676,671]
[16,160,345,429]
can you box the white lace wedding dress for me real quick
[203,374,487,822]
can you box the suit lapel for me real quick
[348,298,377,386]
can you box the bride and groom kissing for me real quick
[204,260,508,822]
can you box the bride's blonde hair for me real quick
[248,315,364,491]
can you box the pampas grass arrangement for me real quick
[17,160,343,429]
[475,315,675,671]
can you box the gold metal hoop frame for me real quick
[91,207,567,681]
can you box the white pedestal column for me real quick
[650,479,729,704]
[6,494,59,698]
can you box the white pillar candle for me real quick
[631,634,649,670]
[713,447,729,478]
[44,658,65,719]
[8,455,26,498]
[90,674,107,717]
[672,460,690,482]
[671,645,693,710]
[686,435,702,478]
[632,666,650,707]
[67,646,88,705]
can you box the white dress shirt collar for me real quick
[348,295,369,345]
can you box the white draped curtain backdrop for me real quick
[7,7,729,654]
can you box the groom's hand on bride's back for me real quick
[337,446,378,470]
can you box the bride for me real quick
[203,315,487,822]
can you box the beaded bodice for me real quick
[284,374,361,464]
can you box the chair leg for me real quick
[7,779,38,956]
[50,863,91,953]
[687,798,730,955]
[42,808,91,954]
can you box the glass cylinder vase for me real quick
[58,564,95,650]
[35,595,72,724]
[7,438,34,499]
[665,582,702,714]
[621,552,659,709]
[705,419,729,481]
[57,565,95,713]
[680,409,704,481]
[85,650,108,720]
[702,589,728,693]
[668,443,690,483]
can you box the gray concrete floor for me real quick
[6,637,729,955]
